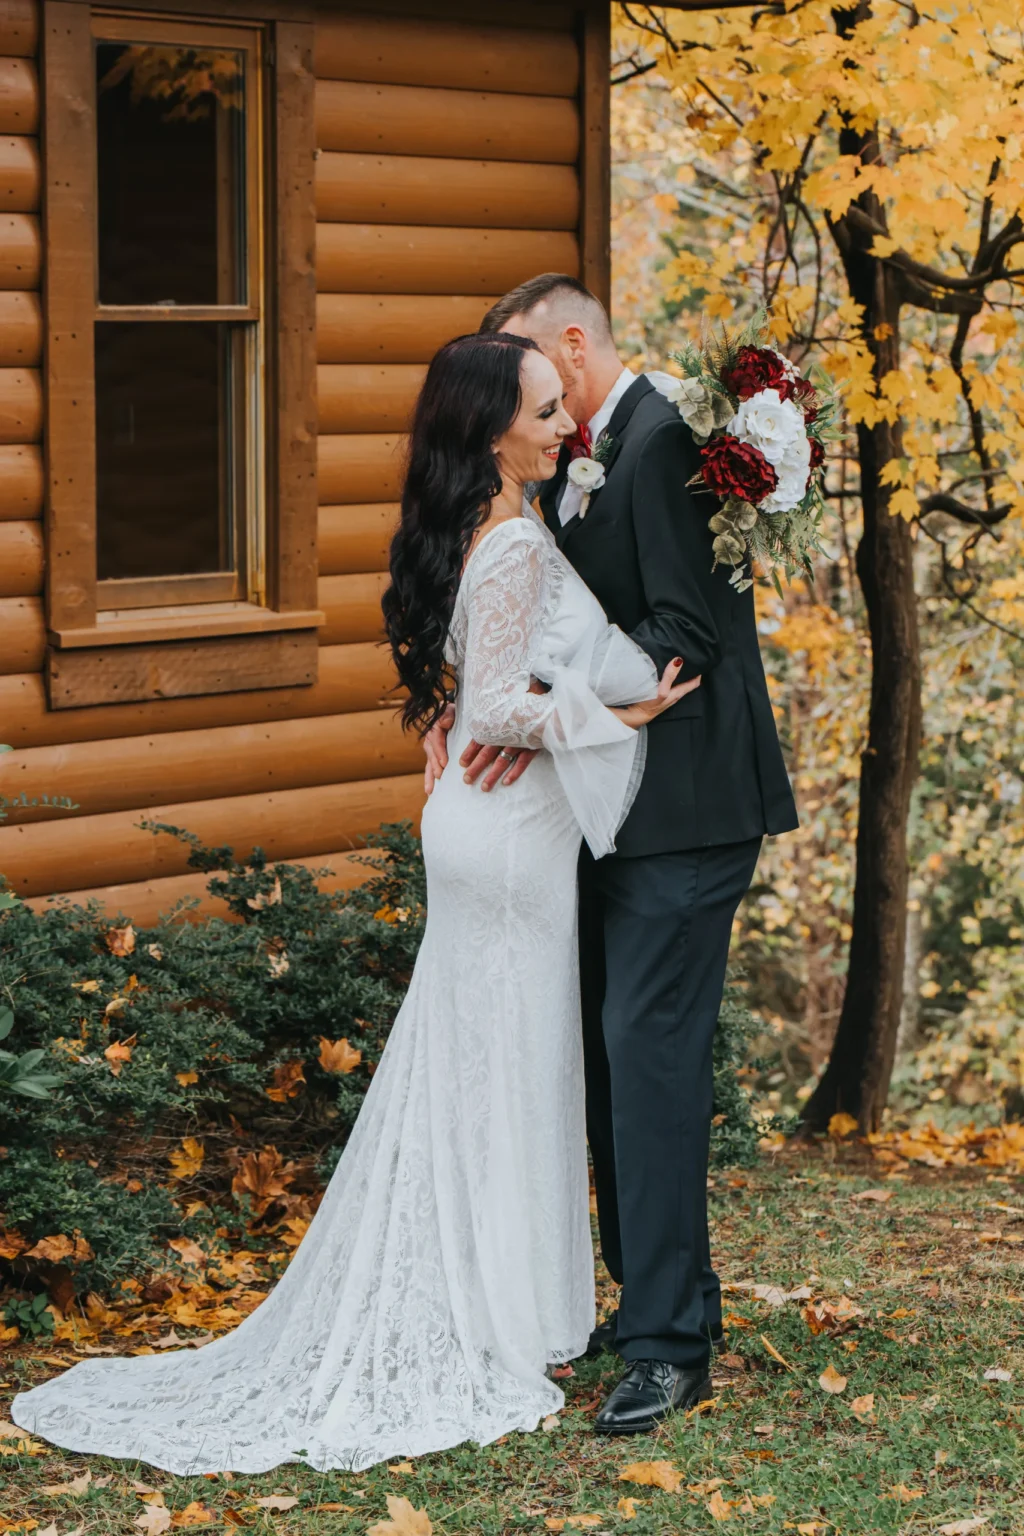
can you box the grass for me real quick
[2,1142,1022,1535]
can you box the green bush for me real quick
[0,823,763,1297]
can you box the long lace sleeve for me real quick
[460,524,646,857]
[461,530,561,749]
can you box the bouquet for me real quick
[659,315,837,592]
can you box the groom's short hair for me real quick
[480,274,613,343]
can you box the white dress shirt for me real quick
[557,367,641,526]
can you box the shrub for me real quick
[0,824,762,1299]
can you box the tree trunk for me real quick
[802,236,923,1133]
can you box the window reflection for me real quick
[96,42,245,307]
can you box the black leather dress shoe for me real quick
[583,1311,724,1361]
[594,1359,713,1435]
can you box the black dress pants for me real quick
[578,836,762,1369]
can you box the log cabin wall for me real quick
[0,0,601,921]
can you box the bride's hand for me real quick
[610,659,701,729]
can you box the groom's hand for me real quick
[423,704,455,796]
[461,678,545,790]
[461,742,538,791]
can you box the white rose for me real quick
[761,430,812,515]
[727,388,805,466]
[566,456,606,491]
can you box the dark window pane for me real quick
[96,42,245,306]
[96,322,240,580]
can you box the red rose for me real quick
[808,438,825,469]
[700,435,778,504]
[721,346,793,402]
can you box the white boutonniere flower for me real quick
[566,455,606,517]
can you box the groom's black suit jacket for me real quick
[539,375,798,857]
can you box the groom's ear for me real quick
[562,325,587,367]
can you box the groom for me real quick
[425,275,797,1433]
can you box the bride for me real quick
[13,332,696,1474]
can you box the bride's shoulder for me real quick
[466,514,550,576]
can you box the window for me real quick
[43,5,319,707]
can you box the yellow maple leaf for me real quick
[886,1485,925,1502]
[168,1138,204,1181]
[104,1038,133,1075]
[367,1496,433,1536]
[175,1071,198,1087]
[616,1498,639,1521]
[170,1502,215,1527]
[828,1112,859,1140]
[318,1036,362,1074]
[707,1489,733,1521]
[619,1460,683,1493]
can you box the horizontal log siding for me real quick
[0,643,397,749]
[0,773,425,898]
[0,708,422,823]
[0,2,38,695]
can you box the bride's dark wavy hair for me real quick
[383,331,542,735]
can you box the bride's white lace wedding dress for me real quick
[13,508,657,1474]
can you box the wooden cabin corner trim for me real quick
[267,18,318,615]
[579,0,611,309]
[42,0,97,637]
[40,2,323,708]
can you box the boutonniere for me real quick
[592,430,618,469]
[566,455,606,518]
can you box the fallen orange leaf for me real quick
[170,1502,214,1527]
[265,1060,305,1102]
[619,1461,683,1493]
[106,922,136,956]
[318,1036,362,1074]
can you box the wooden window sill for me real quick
[49,602,326,650]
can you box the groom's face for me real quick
[498,315,587,428]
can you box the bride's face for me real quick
[493,351,575,485]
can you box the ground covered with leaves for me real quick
[1,1141,1021,1536]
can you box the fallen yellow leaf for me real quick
[318,1036,362,1074]
[175,1072,198,1087]
[886,1485,924,1502]
[687,1480,724,1496]
[619,1460,683,1493]
[170,1503,215,1527]
[135,1508,172,1536]
[41,1471,92,1496]
[707,1489,733,1521]
[828,1112,859,1140]
[388,1462,415,1475]
[819,1363,848,1394]
[253,1496,299,1512]
[759,1334,794,1370]
[850,1392,875,1422]
[168,1138,204,1181]
[616,1498,639,1521]
[367,1496,433,1536]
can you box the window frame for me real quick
[42,0,321,706]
